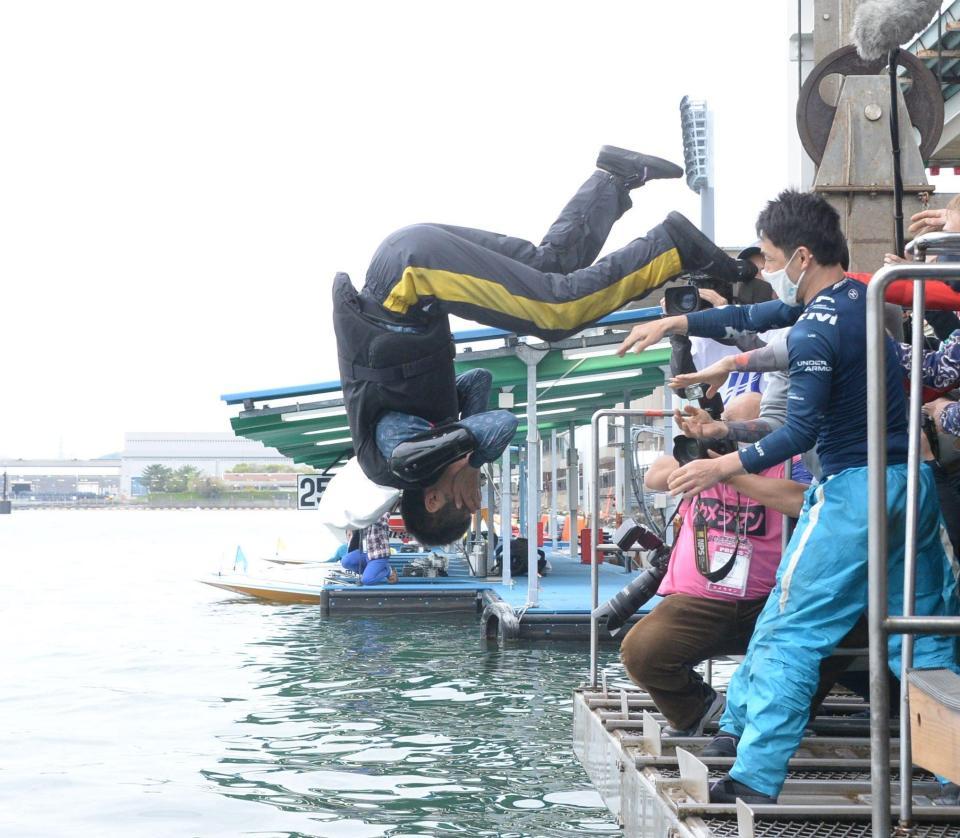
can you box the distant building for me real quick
[120,432,292,495]
[222,472,298,490]
[0,459,121,499]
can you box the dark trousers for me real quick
[620,593,868,730]
[931,459,960,559]
[361,171,682,342]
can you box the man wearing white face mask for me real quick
[665,237,958,467]
[615,189,959,804]
[666,242,824,478]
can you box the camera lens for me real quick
[592,569,663,632]
[672,435,704,466]
[663,286,702,316]
[678,289,698,313]
[593,543,671,633]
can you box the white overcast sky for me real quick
[3,1,802,459]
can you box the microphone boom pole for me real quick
[888,47,906,257]
[851,0,941,256]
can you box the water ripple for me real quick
[204,609,621,835]
[3,511,622,837]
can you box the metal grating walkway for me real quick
[572,684,960,838]
[704,820,960,838]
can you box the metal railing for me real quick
[866,241,960,838]
[589,408,674,684]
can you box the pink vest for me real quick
[658,462,786,601]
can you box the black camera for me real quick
[662,277,735,316]
[663,284,705,316]
[592,522,672,633]
[672,434,738,466]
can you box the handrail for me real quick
[866,258,960,838]
[903,230,960,258]
[589,408,674,685]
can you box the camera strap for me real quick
[692,506,711,577]
[693,495,741,583]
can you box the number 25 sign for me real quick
[297,475,323,510]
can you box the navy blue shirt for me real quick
[685,277,908,477]
[375,368,518,468]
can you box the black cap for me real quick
[737,240,762,261]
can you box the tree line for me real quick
[139,464,224,496]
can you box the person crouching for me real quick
[619,394,842,736]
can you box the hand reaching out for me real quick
[673,405,730,440]
[617,316,686,357]
[908,208,947,238]
[668,356,733,399]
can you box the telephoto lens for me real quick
[592,520,673,634]
[591,560,669,633]
[672,434,738,466]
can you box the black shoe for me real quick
[662,211,757,284]
[709,774,777,805]
[597,145,683,188]
[934,782,960,805]
[701,731,739,758]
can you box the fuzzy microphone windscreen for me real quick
[851,0,941,61]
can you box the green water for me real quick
[2,510,621,836]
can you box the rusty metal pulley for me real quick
[797,44,944,165]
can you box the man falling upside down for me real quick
[333,146,755,547]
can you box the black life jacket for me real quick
[332,273,459,489]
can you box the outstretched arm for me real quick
[668,342,789,398]
[671,369,791,445]
[723,473,806,517]
[643,455,679,492]
[674,405,778,444]
[618,300,802,356]
[684,299,802,341]
[668,323,834,495]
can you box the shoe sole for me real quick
[597,145,683,181]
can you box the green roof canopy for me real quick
[222,308,667,473]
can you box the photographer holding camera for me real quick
[617,394,850,737]
[665,245,774,409]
